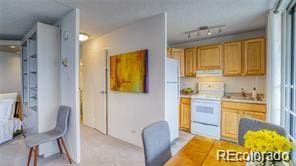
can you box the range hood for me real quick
[196,69,223,77]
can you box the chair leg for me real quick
[34,145,38,166]
[57,138,63,154]
[60,137,72,164]
[27,147,33,166]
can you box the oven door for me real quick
[191,99,220,126]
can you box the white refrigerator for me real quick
[165,58,180,141]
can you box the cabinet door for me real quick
[243,38,265,75]
[221,108,242,140]
[197,44,222,70]
[171,48,185,77]
[185,48,197,77]
[180,103,191,131]
[224,41,242,76]
[243,111,266,121]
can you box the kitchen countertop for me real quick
[222,93,266,104]
[180,92,266,104]
[180,93,196,98]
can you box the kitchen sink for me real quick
[224,95,263,101]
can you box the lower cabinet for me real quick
[221,101,266,142]
[179,98,191,132]
[221,108,242,140]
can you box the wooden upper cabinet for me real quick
[243,38,265,75]
[171,48,185,77]
[197,44,222,70]
[223,41,242,76]
[184,48,197,77]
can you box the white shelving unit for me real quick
[21,22,61,156]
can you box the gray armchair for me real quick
[25,106,72,166]
[238,117,287,146]
[142,121,172,166]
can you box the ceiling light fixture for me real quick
[79,33,89,42]
[184,24,225,39]
[10,45,15,48]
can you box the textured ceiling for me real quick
[0,0,71,40]
[0,0,275,44]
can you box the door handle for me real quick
[100,91,107,94]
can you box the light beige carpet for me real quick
[0,125,193,166]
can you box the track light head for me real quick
[207,29,211,35]
[187,33,191,39]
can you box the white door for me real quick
[94,50,108,134]
[82,49,107,134]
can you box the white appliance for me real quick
[165,58,180,141]
[191,82,224,139]
[196,69,222,77]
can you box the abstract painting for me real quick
[110,49,148,93]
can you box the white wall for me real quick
[181,76,266,94]
[0,51,21,93]
[55,9,81,163]
[82,13,167,147]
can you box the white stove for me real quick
[191,82,224,139]
[191,94,223,101]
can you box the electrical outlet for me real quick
[131,130,136,134]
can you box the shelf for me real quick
[30,106,37,112]
[30,53,37,58]
[30,95,37,99]
[30,87,37,91]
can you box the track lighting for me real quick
[184,24,225,39]
[187,33,191,39]
[207,29,211,35]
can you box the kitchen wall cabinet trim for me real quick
[184,47,197,77]
[223,41,242,76]
[197,44,222,70]
[171,48,185,77]
[168,37,265,77]
[242,37,266,76]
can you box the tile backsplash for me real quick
[181,76,266,94]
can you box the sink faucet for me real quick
[240,88,246,97]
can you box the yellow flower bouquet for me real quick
[244,129,294,165]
